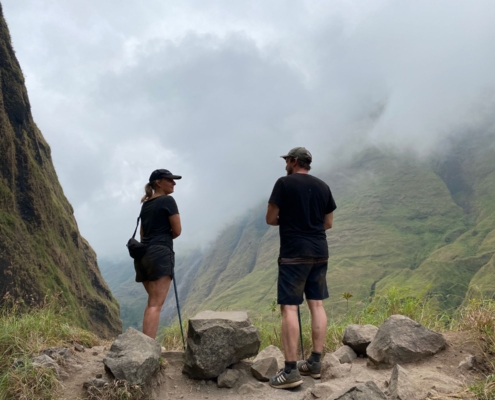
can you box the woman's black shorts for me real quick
[134,245,175,282]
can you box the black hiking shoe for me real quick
[297,359,321,378]
[269,368,303,389]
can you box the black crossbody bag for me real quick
[126,216,148,260]
[126,199,161,259]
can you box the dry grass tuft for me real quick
[86,380,145,400]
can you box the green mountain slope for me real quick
[178,132,495,320]
[0,5,121,338]
[378,133,495,308]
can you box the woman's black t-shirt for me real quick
[140,195,179,249]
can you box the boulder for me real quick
[367,315,446,368]
[253,345,285,369]
[331,381,387,400]
[217,369,240,388]
[342,324,378,355]
[182,311,260,379]
[389,364,423,400]
[321,353,350,382]
[103,327,161,385]
[251,357,278,382]
[333,345,357,364]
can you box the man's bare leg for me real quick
[281,304,300,361]
[307,299,327,353]
[142,275,172,339]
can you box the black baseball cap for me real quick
[280,147,312,163]
[149,169,182,182]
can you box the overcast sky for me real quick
[2,0,495,259]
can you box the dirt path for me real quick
[59,331,486,400]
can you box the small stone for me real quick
[92,352,99,356]
[96,373,102,379]
[218,369,240,388]
[459,355,476,372]
[74,344,85,352]
[251,357,278,382]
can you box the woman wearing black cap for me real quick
[135,169,182,339]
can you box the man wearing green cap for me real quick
[266,147,336,389]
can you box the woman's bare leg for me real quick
[142,276,172,339]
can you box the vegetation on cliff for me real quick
[0,4,121,338]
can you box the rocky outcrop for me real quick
[0,4,121,338]
[367,315,446,368]
[182,311,260,379]
[103,328,161,385]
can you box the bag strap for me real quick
[131,196,162,241]
[131,216,140,239]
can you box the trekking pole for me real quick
[297,305,305,360]
[172,275,186,351]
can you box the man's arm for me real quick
[266,203,280,226]
[324,212,334,230]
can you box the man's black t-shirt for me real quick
[269,174,336,258]
[139,195,179,248]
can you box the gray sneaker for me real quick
[297,359,321,378]
[269,368,303,389]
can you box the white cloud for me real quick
[2,0,495,257]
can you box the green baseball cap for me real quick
[280,147,312,163]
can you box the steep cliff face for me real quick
[0,4,121,338]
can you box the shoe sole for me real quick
[299,371,321,379]
[270,379,303,389]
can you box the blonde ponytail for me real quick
[141,182,154,203]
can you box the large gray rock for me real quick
[342,324,379,355]
[333,345,357,364]
[103,327,161,385]
[330,381,387,400]
[253,345,285,369]
[182,311,260,379]
[389,364,423,400]
[367,315,446,368]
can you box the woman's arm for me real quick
[169,214,182,239]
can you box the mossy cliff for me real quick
[0,4,121,338]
